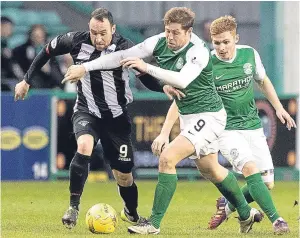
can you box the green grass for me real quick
[1,180,299,237]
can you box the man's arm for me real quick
[14,32,76,101]
[24,32,76,85]
[253,48,296,130]
[122,45,210,89]
[83,34,160,72]
[161,101,179,136]
[137,73,164,92]
[257,76,285,111]
[151,101,179,156]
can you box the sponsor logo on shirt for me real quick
[51,37,58,49]
[216,75,253,92]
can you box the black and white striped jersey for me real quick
[46,31,134,118]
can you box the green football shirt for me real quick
[211,45,266,130]
[151,33,223,115]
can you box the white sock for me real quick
[225,204,234,217]
[272,217,284,225]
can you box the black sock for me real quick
[118,182,138,219]
[69,152,90,210]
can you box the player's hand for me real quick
[120,57,147,73]
[276,107,297,130]
[14,80,30,101]
[151,134,169,157]
[62,65,86,84]
[163,85,186,100]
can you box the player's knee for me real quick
[159,152,175,171]
[242,161,259,176]
[264,181,274,190]
[77,139,93,155]
[114,171,133,187]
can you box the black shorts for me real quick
[72,111,134,173]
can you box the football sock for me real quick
[246,173,279,223]
[150,173,178,229]
[69,152,90,210]
[118,182,139,219]
[214,171,251,221]
[228,184,254,212]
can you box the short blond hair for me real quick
[210,15,237,36]
[164,7,195,30]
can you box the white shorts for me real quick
[218,128,274,182]
[180,108,227,157]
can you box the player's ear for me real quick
[112,24,116,34]
[187,27,193,34]
[235,34,239,43]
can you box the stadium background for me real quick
[1,1,299,181]
[1,2,299,238]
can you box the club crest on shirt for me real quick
[51,37,58,49]
[243,63,253,75]
[175,57,184,70]
[230,148,239,160]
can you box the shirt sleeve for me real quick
[146,45,209,89]
[83,34,162,72]
[46,32,76,56]
[253,48,266,82]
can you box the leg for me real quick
[198,155,263,233]
[62,112,98,229]
[112,170,142,224]
[100,113,144,224]
[128,135,196,234]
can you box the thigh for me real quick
[219,130,253,173]
[72,111,100,144]
[161,135,196,166]
[246,128,274,172]
[180,109,226,157]
[99,113,134,174]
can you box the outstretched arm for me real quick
[253,48,296,130]
[257,76,296,130]
[14,32,76,101]
[121,45,209,89]
[151,101,179,156]
[62,34,161,84]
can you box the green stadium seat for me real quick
[47,25,70,35]
[1,1,23,9]
[38,11,62,25]
[8,34,27,48]
[1,8,22,25]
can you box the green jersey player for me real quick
[159,16,295,235]
[207,16,295,235]
[63,8,262,235]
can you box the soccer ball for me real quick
[85,203,118,234]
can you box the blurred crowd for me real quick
[1,16,213,93]
[1,16,74,92]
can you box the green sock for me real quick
[150,173,178,229]
[228,184,255,211]
[215,172,251,220]
[246,173,279,223]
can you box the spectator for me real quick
[12,24,64,89]
[201,19,214,50]
[1,16,23,90]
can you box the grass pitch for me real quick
[2,180,299,237]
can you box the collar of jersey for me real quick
[215,47,237,63]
